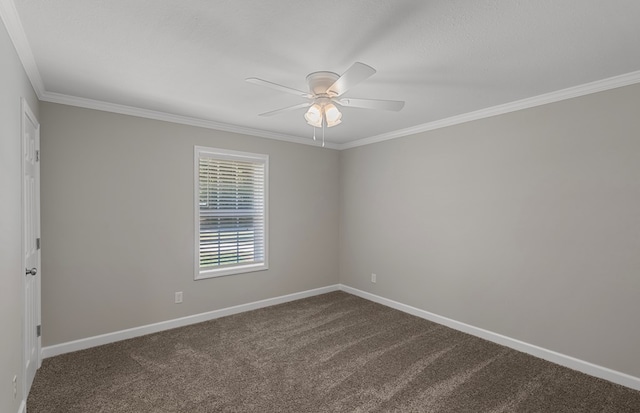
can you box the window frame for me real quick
[194,146,269,280]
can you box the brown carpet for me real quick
[28,291,640,412]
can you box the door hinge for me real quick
[36,238,41,250]
[35,150,40,162]
[36,325,41,337]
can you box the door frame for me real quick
[21,97,41,402]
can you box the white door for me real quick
[22,98,40,396]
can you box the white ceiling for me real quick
[6,0,640,148]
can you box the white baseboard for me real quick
[17,399,25,413]
[40,283,640,392]
[41,284,340,359]
[339,284,640,391]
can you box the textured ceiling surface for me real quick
[10,0,640,145]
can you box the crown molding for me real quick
[0,0,44,97]
[40,91,340,150]
[46,68,640,152]
[337,70,640,150]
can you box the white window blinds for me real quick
[195,147,268,279]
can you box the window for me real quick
[194,146,268,279]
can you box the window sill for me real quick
[195,263,268,280]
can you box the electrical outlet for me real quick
[174,291,183,304]
[371,273,377,283]
[12,375,17,398]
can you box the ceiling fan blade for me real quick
[246,78,310,97]
[258,102,311,117]
[336,98,405,111]
[327,62,376,97]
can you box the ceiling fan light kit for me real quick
[303,71,342,128]
[247,62,405,145]
[304,101,342,129]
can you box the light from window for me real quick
[194,146,268,279]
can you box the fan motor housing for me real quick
[306,71,339,96]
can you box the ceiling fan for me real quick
[246,62,404,145]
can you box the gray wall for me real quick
[339,83,640,378]
[0,17,39,413]
[40,102,340,346]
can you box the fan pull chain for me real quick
[322,122,325,148]
[312,127,316,141]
